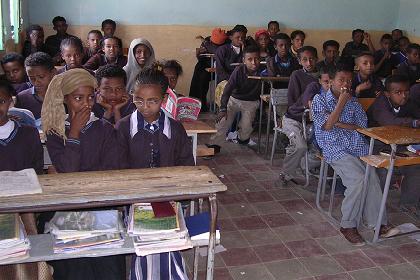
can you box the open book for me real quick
[161,88,202,121]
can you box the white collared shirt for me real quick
[0,120,15,140]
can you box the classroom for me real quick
[0,0,420,279]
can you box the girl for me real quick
[123,38,156,93]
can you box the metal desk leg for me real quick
[206,194,217,280]
[358,138,375,227]
[265,86,272,156]
[257,97,264,153]
[373,144,396,243]
[188,133,198,164]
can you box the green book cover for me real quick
[133,204,178,231]
[0,214,19,240]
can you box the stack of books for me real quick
[45,210,124,253]
[128,202,192,256]
[0,214,30,261]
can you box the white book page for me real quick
[0,169,42,197]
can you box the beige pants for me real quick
[211,96,259,146]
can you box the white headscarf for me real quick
[123,38,155,93]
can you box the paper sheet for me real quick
[0,169,42,197]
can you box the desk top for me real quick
[248,76,290,82]
[357,126,420,145]
[0,166,226,213]
[183,120,217,134]
[360,154,420,168]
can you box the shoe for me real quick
[226,131,238,141]
[247,139,257,147]
[205,144,221,154]
[379,225,399,238]
[340,227,365,246]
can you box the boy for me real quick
[395,43,420,85]
[83,30,103,64]
[101,19,123,53]
[84,36,127,71]
[374,34,399,79]
[341,29,374,68]
[15,52,56,129]
[41,68,125,279]
[277,46,319,185]
[45,16,73,64]
[267,20,280,40]
[1,53,32,94]
[162,59,183,92]
[395,36,410,64]
[367,75,420,216]
[290,30,305,57]
[58,37,93,74]
[115,65,192,280]
[312,64,394,245]
[215,25,247,83]
[210,45,262,148]
[316,40,340,70]
[0,79,43,173]
[21,24,47,59]
[93,65,134,124]
[266,33,301,88]
[391,29,403,52]
[352,52,384,98]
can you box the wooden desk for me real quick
[248,76,290,154]
[0,166,226,280]
[183,120,217,162]
[357,126,420,242]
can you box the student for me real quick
[0,79,43,172]
[21,24,47,59]
[83,30,103,64]
[209,45,262,148]
[267,20,280,40]
[115,64,192,280]
[123,38,155,93]
[15,52,56,129]
[266,33,301,88]
[352,52,384,98]
[189,28,227,111]
[341,29,374,68]
[45,16,73,64]
[395,43,420,85]
[290,30,305,58]
[277,46,319,186]
[215,25,247,83]
[162,59,183,93]
[316,40,340,70]
[58,36,94,75]
[391,29,403,52]
[101,19,123,52]
[84,36,127,71]
[93,64,134,124]
[395,36,410,64]
[374,34,399,79]
[255,29,275,61]
[367,74,420,216]
[41,68,125,279]
[312,64,395,245]
[410,82,420,108]
[1,52,32,94]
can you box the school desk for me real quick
[247,75,290,155]
[183,120,217,162]
[357,126,420,243]
[0,166,226,280]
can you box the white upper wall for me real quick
[25,0,399,31]
[397,0,420,37]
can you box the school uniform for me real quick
[11,81,32,95]
[312,89,387,228]
[341,41,369,61]
[83,53,128,71]
[395,61,420,85]
[211,64,262,145]
[115,110,192,280]
[410,83,420,108]
[367,94,420,208]
[92,96,136,125]
[15,87,43,129]
[82,47,99,64]
[0,120,43,173]
[351,73,384,98]
[266,54,301,88]
[21,40,48,59]
[281,69,319,179]
[374,50,399,79]
[316,59,337,71]
[44,115,125,280]
[45,33,73,59]
[56,65,95,76]
[395,51,408,65]
[215,44,243,83]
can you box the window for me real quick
[0,0,22,50]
